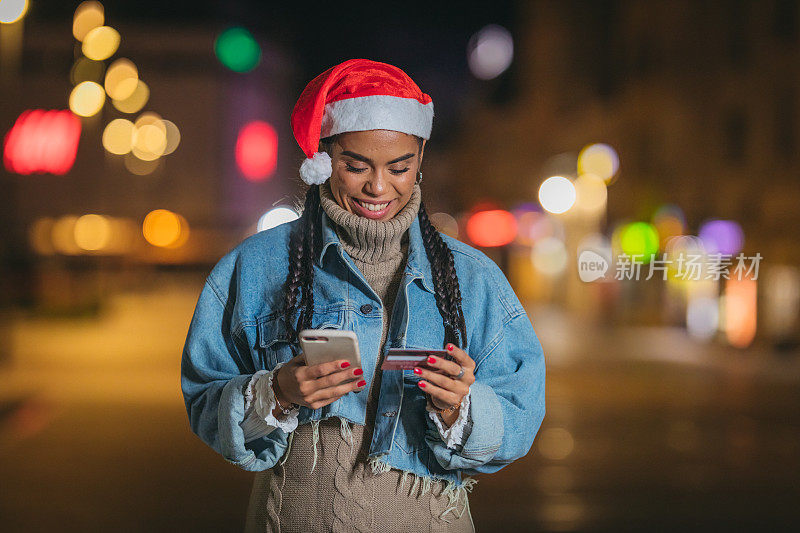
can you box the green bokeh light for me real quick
[620,222,660,263]
[215,27,261,73]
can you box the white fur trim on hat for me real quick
[320,94,434,140]
[299,151,332,185]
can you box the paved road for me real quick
[1,287,799,531]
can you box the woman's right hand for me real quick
[273,353,366,411]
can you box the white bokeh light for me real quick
[467,25,514,80]
[257,206,299,232]
[538,176,577,214]
[686,296,719,341]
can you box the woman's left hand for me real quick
[413,343,476,425]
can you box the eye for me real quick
[345,163,368,173]
[389,167,410,175]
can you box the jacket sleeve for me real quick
[181,276,292,471]
[424,307,546,474]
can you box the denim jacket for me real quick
[181,208,546,488]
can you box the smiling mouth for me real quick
[353,198,392,212]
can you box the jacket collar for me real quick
[318,208,436,294]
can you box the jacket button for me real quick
[360,304,373,314]
[382,411,397,417]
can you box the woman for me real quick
[181,59,546,532]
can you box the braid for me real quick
[282,184,321,343]
[418,200,468,349]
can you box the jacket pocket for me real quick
[393,374,429,454]
[257,310,343,369]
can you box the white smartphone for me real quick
[299,329,361,369]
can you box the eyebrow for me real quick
[340,150,416,165]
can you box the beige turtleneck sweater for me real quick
[244,183,474,532]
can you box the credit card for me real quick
[381,349,449,370]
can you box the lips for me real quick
[351,197,394,219]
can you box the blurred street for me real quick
[3,1,800,531]
[2,279,798,532]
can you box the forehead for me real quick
[336,130,419,155]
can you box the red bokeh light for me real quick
[3,110,81,175]
[235,120,278,181]
[465,209,518,247]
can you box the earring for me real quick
[416,170,423,184]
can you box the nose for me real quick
[364,168,388,196]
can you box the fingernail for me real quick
[357,379,366,387]
[413,367,422,374]
[418,381,427,388]
[447,344,454,351]
[427,356,436,364]
[340,361,350,368]
[353,368,363,376]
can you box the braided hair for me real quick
[281,135,467,349]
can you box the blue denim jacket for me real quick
[181,208,546,488]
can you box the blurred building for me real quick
[446,0,800,341]
[1,18,298,310]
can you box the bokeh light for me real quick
[215,27,262,73]
[467,24,514,80]
[82,25,120,61]
[537,427,575,460]
[664,235,707,285]
[69,81,106,117]
[161,120,181,155]
[698,219,744,256]
[515,211,565,246]
[0,0,28,24]
[143,209,189,248]
[619,222,660,263]
[653,204,686,248]
[51,216,82,255]
[29,217,56,255]
[102,119,135,155]
[74,214,112,251]
[111,80,150,114]
[429,212,459,239]
[257,207,299,232]
[235,120,278,180]
[532,237,569,276]
[574,173,608,214]
[686,296,719,341]
[466,209,517,247]
[3,110,81,175]
[132,112,167,161]
[538,176,576,214]
[577,143,619,184]
[72,1,103,41]
[723,277,757,348]
[104,58,139,100]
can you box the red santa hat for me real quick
[291,58,434,185]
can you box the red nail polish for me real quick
[353,368,363,376]
[340,361,350,368]
[357,379,366,387]
[418,381,427,388]
[413,367,422,374]
[447,344,454,351]
[427,356,436,364]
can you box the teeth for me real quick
[357,199,389,211]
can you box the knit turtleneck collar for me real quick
[319,181,422,265]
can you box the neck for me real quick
[319,181,422,264]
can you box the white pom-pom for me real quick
[299,151,332,185]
